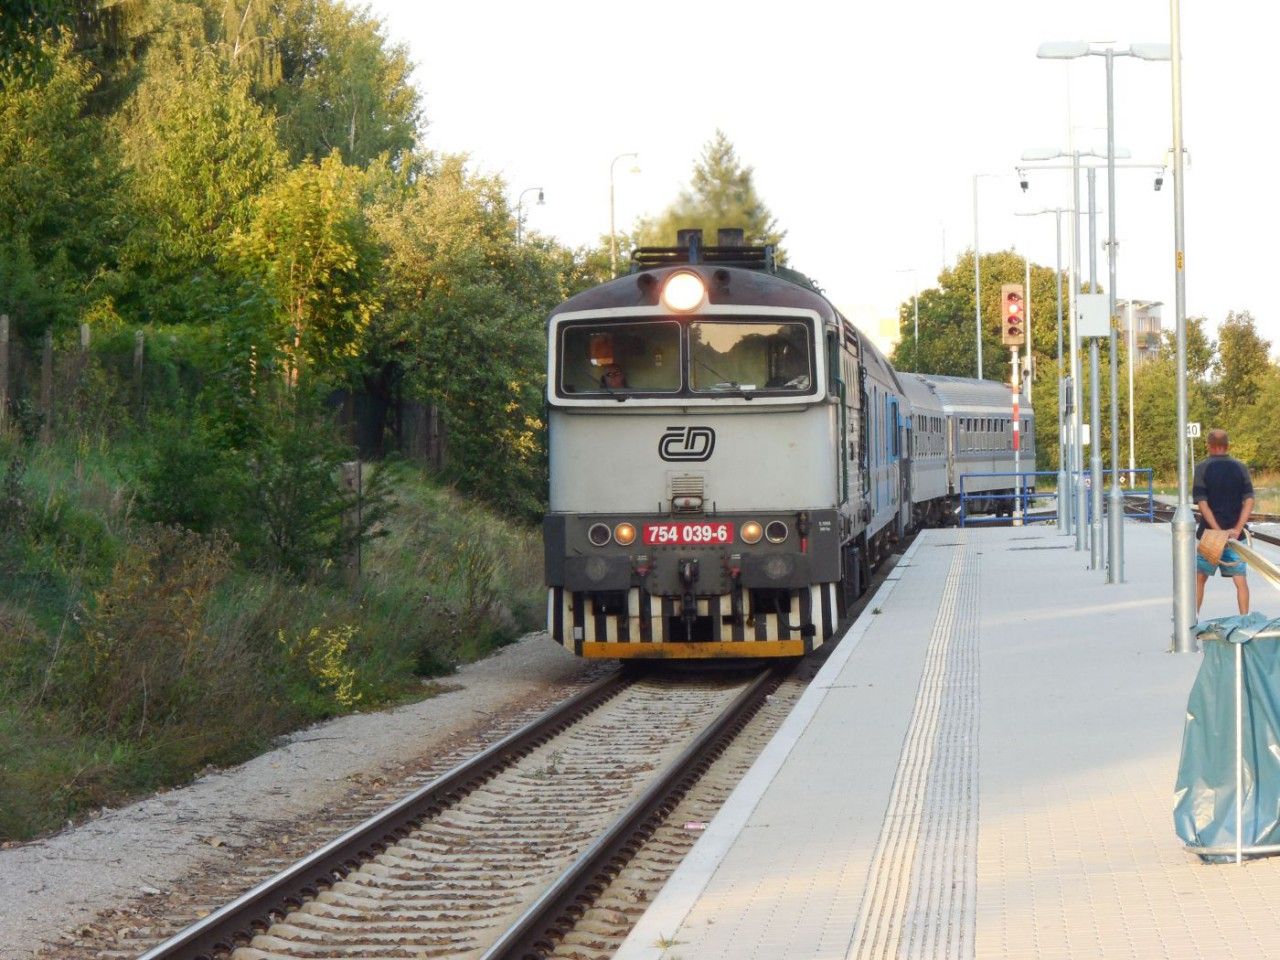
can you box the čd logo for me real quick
[659,426,715,462]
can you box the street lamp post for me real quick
[1087,166,1103,571]
[971,173,1003,379]
[1169,4,1196,652]
[896,268,920,348]
[1127,300,1137,476]
[913,284,920,347]
[515,187,544,246]
[1016,207,1070,532]
[973,175,983,379]
[1037,40,1171,583]
[609,153,639,276]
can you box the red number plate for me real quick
[642,522,736,546]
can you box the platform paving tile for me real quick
[615,525,1280,960]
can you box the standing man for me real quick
[1193,428,1254,614]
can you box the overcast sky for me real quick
[361,0,1279,354]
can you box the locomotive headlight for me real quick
[661,271,706,312]
[765,520,789,544]
[614,522,637,546]
[741,521,764,544]
[588,523,612,547]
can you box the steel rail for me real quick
[1136,496,1280,547]
[480,665,783,960]
[137,671,629,960]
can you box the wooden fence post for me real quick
[339,460,366,590]
[39,329,53,444]
[0,315,8,433]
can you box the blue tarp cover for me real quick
[1175,613,1280,852]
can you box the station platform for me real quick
[616,524,1280,960]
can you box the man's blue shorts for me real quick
[1198,543,1247,578]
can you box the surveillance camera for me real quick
[1153,174,1164,191]
[1019,178,1029,193]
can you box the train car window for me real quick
[560,321,681,394]
[689,320,812,393]
[889,398,900,460]
[825,329,840,396]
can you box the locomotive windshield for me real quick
[560,321,682,394]
[556,316,816,399]
[689,320,812,393]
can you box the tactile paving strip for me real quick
[846,535,979,960]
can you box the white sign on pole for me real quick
[1081,423,1091,446]
[1076,293,1111,337]
[1187,422,1201,439]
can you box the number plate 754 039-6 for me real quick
[642,522,735,546]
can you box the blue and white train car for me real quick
[924,373,1036,517]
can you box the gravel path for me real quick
[0,632,598,959]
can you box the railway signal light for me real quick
[1001,283,1026,346]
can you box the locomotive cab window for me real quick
[560,321,681,394]
[689,320,813,394]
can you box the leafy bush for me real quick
[76,525,238,738]
[277,620,363,718]
[238,412,355,573]
[238,403,391,575]
[137,413,244,533]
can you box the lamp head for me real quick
[1154,170,1164,191]
[537,189,545,205]
[1129,42,1171,61]
[1037,41,1090,59]
[1018,169,1029,192]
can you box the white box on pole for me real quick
[1076,293,1111,337]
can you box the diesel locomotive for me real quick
[542,232,1034,659]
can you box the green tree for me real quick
[1213,310,1270,414]
[121,51,284,264]
[116,48,284,324]
[233,151,381,384]
[0,30,124,336]
[636,130,784,253]
[1130,317,1215,477]
[368,156,564,516]
[1231,366,1280,472]
[266,0,420,168]
[890,250,1053,383]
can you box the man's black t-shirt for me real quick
[1192,454,1254,539]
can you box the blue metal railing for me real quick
[958,468,1154,527]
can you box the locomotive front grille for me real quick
[548,583,838,658]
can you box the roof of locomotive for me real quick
[551,245,838,320]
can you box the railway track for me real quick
[1133,496,1280,547]
[134,666,786,960]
